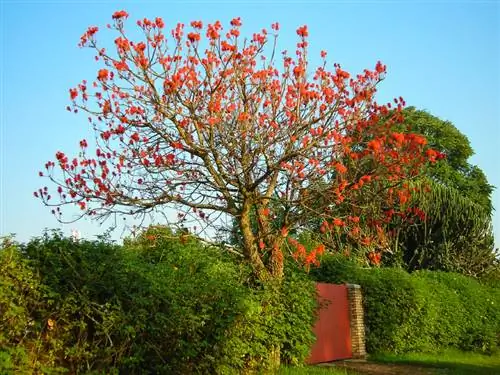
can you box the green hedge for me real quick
[312,254,500,355]
[0,229,317,374]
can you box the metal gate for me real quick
[307,283,352,364]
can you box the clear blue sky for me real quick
[1,0,499,245]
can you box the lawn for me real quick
[371,349,500,374]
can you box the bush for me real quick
[313,254,500,355]
[0,237,42,374]
[125,226,317,373]
[1,229,318,374]
[415,271,500,353]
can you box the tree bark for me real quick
[239,200,269,281]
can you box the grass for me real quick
[279,349,500,374]
[279,366,356,374]
[371,348,500,374]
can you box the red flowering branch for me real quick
[37,12,437,281]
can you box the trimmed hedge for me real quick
[0,230,317,374]
[312,253,500,355]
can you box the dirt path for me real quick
[319,360,444,375]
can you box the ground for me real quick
[323,360,446,374]
[319,353,500,375]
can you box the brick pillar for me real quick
[346,284,366,359]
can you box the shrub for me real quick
[125,226,318,373]
[0,237,41,374]
[1,229,318,374]
[415,271,500,353]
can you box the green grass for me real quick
[279,366,355,374]
[371,349,500,375]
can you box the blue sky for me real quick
[1,0,499,245]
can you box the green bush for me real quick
[313,254,500,355]
[415,271,500,353]
[126,226,317,373]
[0,237,41,374]
[1,229,318,374]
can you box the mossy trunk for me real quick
[239,200,285,371]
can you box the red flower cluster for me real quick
[296,25,308,37]
[368,251,382,266]
[112,10,128,20]
[188,32,201,43]
[79,26,98,46]
[97,69,109,81]
[230,17,242,27]
[190,20,203,29]
[155,17,165,28]
[69,88,78,100]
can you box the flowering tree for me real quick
[37,11,435,281]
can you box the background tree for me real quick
[305,107,497,275]
[386,109,497,276]
[37,11,435,285]
[400,107,493,213]
[394,179,498,277]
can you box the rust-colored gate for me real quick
[307,283,352,364]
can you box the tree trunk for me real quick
[239,201,286,371]
[239,200,269,281]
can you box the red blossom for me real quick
[375,61,385,73]
[187,32,201,43]
[367,139,382,152]
[155,17,165,28]
[112,10,129,20]
[190,20,203,29]
[296,25,308,37]
[391,132,405,144]
[333,218,345,227]
[368,251,382,266]
[113,60,128,71]
[97,69,109,81]
[281,227,289,237]
[230,17,242,27]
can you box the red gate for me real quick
[307,283,352,364]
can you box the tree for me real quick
[300,107,497,274]
[400,107,493,213]
[382,109,497,275]
[394,179,498,277]
[37,11,435,283]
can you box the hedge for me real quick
[0,229,317,374]
[311,253,500,355]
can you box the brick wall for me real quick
[346,284,366,359]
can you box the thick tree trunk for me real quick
[269,238,285,280]
[239,201,269,281]
[239,201,285,371]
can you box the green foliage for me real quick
[385,108,498,278]
[303,108,497,278]
[0,237,40,374]
[400,107,493,213]
[392,178,499,277]
[1,228,317,374]
[217,264,317,373]
[313,254,500,355]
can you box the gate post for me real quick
[346,284,366,359]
